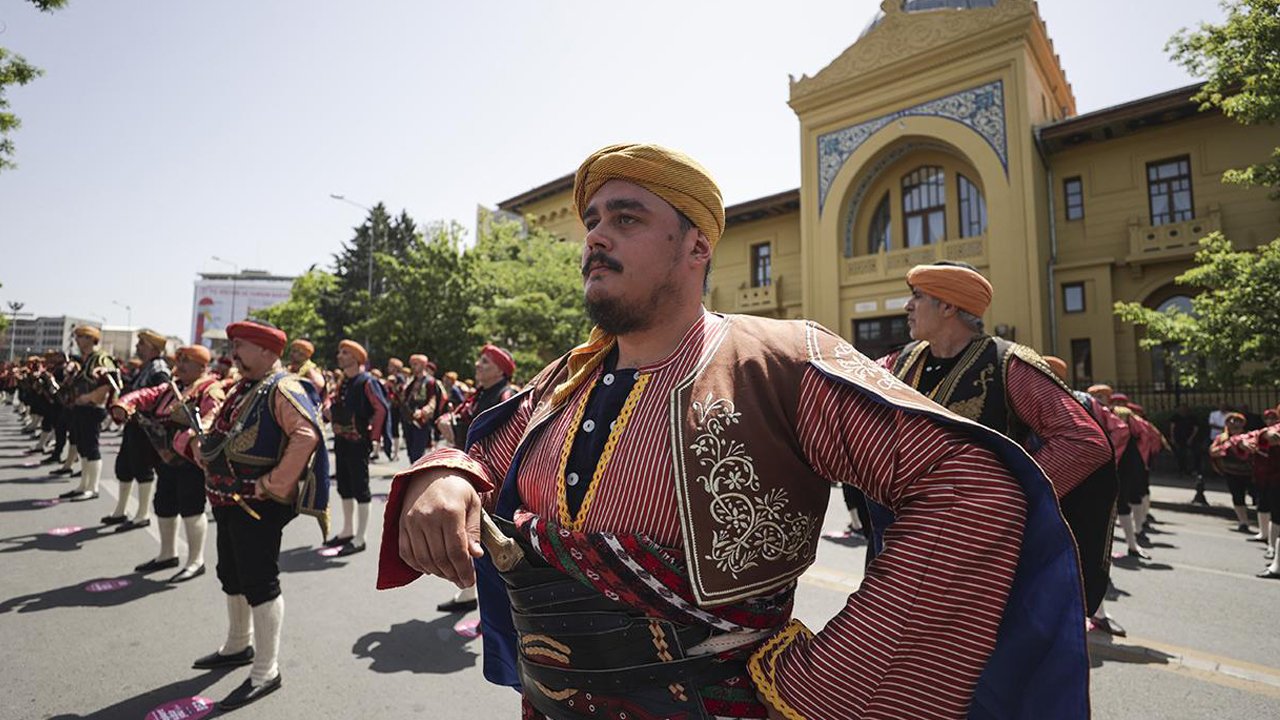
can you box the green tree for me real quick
[251,267,339,365]
[1168,0,1280,195]
[469,214,591,375]
[1,0,68,172]
[1115,234,1280,387]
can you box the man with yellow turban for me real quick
[883,262,1115,618]
[57,325,119,502]
[324,338,390,556]
[103,328,172,532]
[378,144,1090,719]
[287,338,326,405]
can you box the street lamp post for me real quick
[6,301,26,362]
[111,300,132,329]
[329,194,377,350]
[211,256,241,325]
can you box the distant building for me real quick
[191,270,295,347]
[1,315,98,359]
[494,0,1279,388]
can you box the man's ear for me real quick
[690,230,711,266]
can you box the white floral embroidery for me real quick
[832,341,909,392]
[689,393,814,578]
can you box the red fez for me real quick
[481,344,516,377]
[226,321,288,356]
[176,345,213,365]
[1042,355,1068,382]
[339,339,368,365]
[1110,393,1130,405]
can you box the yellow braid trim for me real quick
[748,619,813,720]
[555,372,650,531]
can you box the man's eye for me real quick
[584,218,599,230]
[617,215,637,225]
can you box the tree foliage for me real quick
[1,0,68,172]
[1168,0,1280,195]
[1115,234,1280,387]
[251,267,339,362]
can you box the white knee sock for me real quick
[340,498,355,538]
[36,429,52,450]
[157,516,178,560]
[1093,598,1108,619]
[848,507,862,532]
[62,446,79,471]
[355,502,370,545]
[112,480,133,517]
[82,459,102,493]
[1258,512,1272,543]
[183,514,208,569]
[132,481,154,522]
[220,594,253,654]
[452,585,477,603]
[1234,505,1250,525]
[1119,514,1138,552]
[249,596,284,685]
[1270,519,1280,552]
[1132,498,1148,531]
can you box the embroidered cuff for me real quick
[391,448,494,493]
[748,619,814,720]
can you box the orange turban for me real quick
[1042,355,1068,382]
[73,325,101,342]
[137,329,167,353]
[906,264,993,317]
[339,339,368,365]
[1086,384,1112,400]
[573,143,725,249]
[176,344,212,365]
[408,353,429,367]
[290,339,315,358]
[387,357,404,371]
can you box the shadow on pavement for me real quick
[0,474,75,486]
[352,616,480,674]
[820,531,868,548]
[0,573,178,614]
[0,525,117,554]
[1087,635,1177,670]
[0,497,73,513]
[278,546,348,573]
[45,668,236,720]
[1111,556,1174,571]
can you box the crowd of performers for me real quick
[0,324,517,711]
[3,141,1280,719]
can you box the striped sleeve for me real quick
[1006,358,1111,498]
[762,367,1026,720]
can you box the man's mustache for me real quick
[582,251,623,278]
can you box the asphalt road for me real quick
[1,404,1277,719]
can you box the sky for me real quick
[0,0,1226,340]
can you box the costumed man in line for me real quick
[104,329,172,531]
[384,357,405,461]
[378,144,1091,719]
[1211,412,1260,533]
[1044,356,1130,637]
[880,261,1115,622]
[429,344,517,614]
[401,354,447,463]
[24,354,53,456]
[1109,393,1167,539]
[287,338,326,407]
[323,339,389,556]
[190,320,329,711]
[57,326,119,502]
[1087,386,1151,561]
[1220,405,1280,577]
[112,344,225,582]
[41,351,72,466]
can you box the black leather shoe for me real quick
[191,646,255,670]
[101,514,127,525]
[218,674,282,711]
[1089,615,1127,637]
[436,597,478,613]
[40,455,60,465]
[114,517,151,533]
[135,556,181,573]
[69,491,98,502]
[57,489,81,499]
[336,541,366,557]
[1127,548,1151,560]
[50,467,74,477]
[1257,569,1280,580]
[323,534,353,548]
[168,564,206,583]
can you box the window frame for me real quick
[956,173,987,238]
[1070,338,1092,388]
[1146,155,1195,227]
[867,192,892,254]
[1062,282,1086,314]
[901,166,947,248]
[750,241,772,288]
[1063,176,1084,221]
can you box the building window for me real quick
[853,315,912,360]
[956,174,987,238]
[1070,338,1092,388]
[1063,177,1084,221]
[1062,282,1085,313]
[1147,156,1194,226]
[901,166,946,248]
[750,242,772,288]
[868,193,891,254]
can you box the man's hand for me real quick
[398,472,485,588]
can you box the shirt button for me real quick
[582,419,595,433]
[602,373,614,386]
[633,372,641,381]
[566,472,580,487]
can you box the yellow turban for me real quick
[573,143,725,248]
[73,325,101,342]
[137,329,167,352]
[338,339,368,365]
[290,339,315,359]
[176,344,212,365]
[906,264,993,317]
[1043,355,1068,382]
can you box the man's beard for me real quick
[585,278,678,335]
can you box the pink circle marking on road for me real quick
[318,546,343,557]
[453,618,481,638]
[47,525,82,536]
[33,499,60,507]
[372,493,389,502]
[84,578,132,593]
[21,460,41,468]
[145,696,216,720]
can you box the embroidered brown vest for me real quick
[516,314,987,607]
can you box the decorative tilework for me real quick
[818,80,1006,213]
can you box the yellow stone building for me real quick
[495,0,1279,388]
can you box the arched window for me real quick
[957,174,987,238]
[901,166,945,247]
[867,192,891,254]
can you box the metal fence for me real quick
[1112,383,1280,422]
